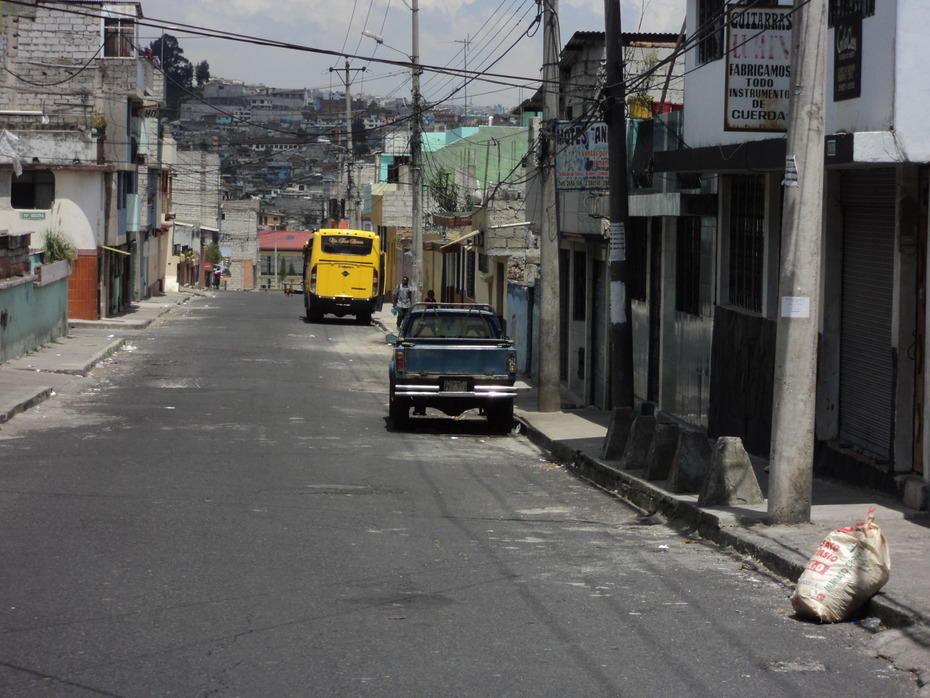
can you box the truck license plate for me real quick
[443,379,467,392]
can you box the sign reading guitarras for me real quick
[724,5,793,132]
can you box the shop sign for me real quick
[724,5,793,132]
[555,121,609,191]
[833,11,862,101]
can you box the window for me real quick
[675,217,702,316]
[408,314,492,339]
[261,254,274,275]
[11,170,55,209]
[104,17,134,58]
[698,0,725,65]
[572,250,586,321]
[727,175,766,312]
[627,218,648,302]
[320,235,373,256]
[828,0,876,26]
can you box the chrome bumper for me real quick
[394,384,518,399]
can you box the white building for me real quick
[640,0,930,507]
[0,0,169,318]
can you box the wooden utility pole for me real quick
[605,0,634,409]
[768,0,827,524]
[537,0,561,412]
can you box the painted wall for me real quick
[891,1,930,161]
[684,0,793,149]
[0,274,68,362]
[0,170,104,251]
[826,3,896,136]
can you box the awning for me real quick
[440,229,481,249]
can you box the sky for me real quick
[135,0,685,109]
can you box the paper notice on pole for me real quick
[781,296,810,318]
[783,156,799,187]
[609,222,626,262]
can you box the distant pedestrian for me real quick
[213,267,221,289]
[392,276,414,329]
[425,289,437,308]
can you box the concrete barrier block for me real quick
[601,407,635,460]
[669,429,712,493]
[644,422,680,481]
[619,415,656,470]
[698,436,764,506]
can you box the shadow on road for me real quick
[383,413,514,438]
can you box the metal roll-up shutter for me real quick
[838,169,896,460]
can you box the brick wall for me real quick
[0,232,32,279]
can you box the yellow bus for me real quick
[302,228,384,323]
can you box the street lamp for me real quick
[362,2,422,301]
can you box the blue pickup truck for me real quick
[387,303,517,432]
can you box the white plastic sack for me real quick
[791,507,891,623]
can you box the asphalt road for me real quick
[0,292,918,697]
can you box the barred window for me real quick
[676,217,702,316]
[828,0,876,26]
[698,0,725,65]
[727,175,766,313]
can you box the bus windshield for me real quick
[320,235,373,256]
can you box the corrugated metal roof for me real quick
[257,230,313,251]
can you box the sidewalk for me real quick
[0,289,201,424]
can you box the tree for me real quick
[148,34,193,118]
[195,60,211,87]
[427,170,460,213]
[204,242,222,265]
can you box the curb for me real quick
[0,385,53,424]
[515,413,922,631]
[56,338,127,377]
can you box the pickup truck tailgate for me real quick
[402,344,511,376]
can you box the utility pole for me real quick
[605,0,634,409]
[767,0,827,525]
[410,0,423,300]
[537,0,560,412]
[454,35,471,120]
[329,61,365,228]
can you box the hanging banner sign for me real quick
[833,11,862,101]
[555,121,609,191]
[724,5,793,132]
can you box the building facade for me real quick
[0,0,169,318]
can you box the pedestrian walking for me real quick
[392,276,414,329]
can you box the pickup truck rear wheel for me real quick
[389,395,409,428]
[486,400,514,434]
